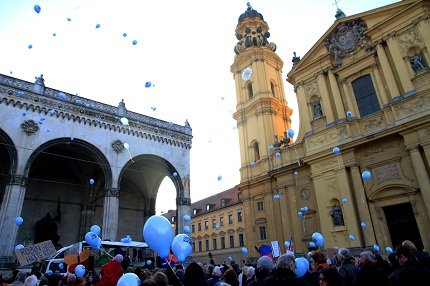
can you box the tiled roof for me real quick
[190,185,240,217]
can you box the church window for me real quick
[259,226,267,240]
[352,75,380,117]
[271,82,276,97]
[239,233,244,246]
[257,201,264,211]
[253,141,260,161]
[198,241,202,252]
[247,83,254,99]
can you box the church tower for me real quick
[231,3,293,181]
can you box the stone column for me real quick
[341,80,355,116]
[328,70,346,120]
[176,197,191,235]
[371,64,390,106]
[0,175,27,256]
[416,19,430,53]
[317,73,336,123]
[295,84,312,134]
[376,43,400,98]
[386,37,415,94]
[408,146,430,221]
[286,185,302,253]
[279,186,292,248]
[102,187,120,241]
[349,165,376,245]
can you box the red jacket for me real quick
[100,260,123,286]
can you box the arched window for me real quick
[352,75,380,117]
[247,83,254,99]
[253,141,260,161]
[271,82,276,97]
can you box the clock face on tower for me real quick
[241,66,252,81]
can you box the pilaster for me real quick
[317,73,336,123]
[102,187,120,241]
[407,147,430,221]
[386,37,415,93]
[328,70,346,121]
[376,43,400,98]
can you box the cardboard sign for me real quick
[15,240,57,266]
[271,241,280,258]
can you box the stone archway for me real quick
[0,129,17,202]
[19,138,112,247]
[118,154,184,239]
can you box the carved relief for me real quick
[106,188,120,198]
[375,163,401,184]
[8,175,26,186]
[398,28,424,53]
[306,129,339,150]
[304,80,319,100]
[410,199,419,215]
[21,120,39,135]
[255,108,275,117]
[363,116,385,133]
[112,140,125,154]
[375,205,384,221]
[300,189,311,201]
[314,158,338,169]
[359,141,402,159]
[394,94,430,118]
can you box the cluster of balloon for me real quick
[295,257,309,277]
[311,232,324,247]
[85,231,101,250]
[300,206,309,213]
[75,264,85,278]
[171,233,193,263]
[241,247,248,255]
[90,225,101,236]
[117,273,141,286]
[349,234,355,241]
[143,215,174,259]
[15,216,24,226]
[121,235,132,243]
[362,170,372,181]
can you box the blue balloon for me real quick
[117,273,140,286]
[89,179,95,185]
[132,40,138,45]
[342,198,348,204]
[228,256,233,262]
[250,161,256,167]
[361,222,367,228]
[85,231,101,250]
[386,247,393,254]
[47,270,53,275]
[34,5,41,14]
[183,215,191,223]
[52,33,56,37]
[333,147,340,155]
[287,129,294,138]
[67,17,72,22]
[146,260,152,265]
[171,234,192,263]
[215,225,221,230]
[15,216,23,226]
[49,109,56,116]
[273,194,280,201]
[184,226,191,234]
[173,172,178,177]
[373,244,380,252]
[349,234,355,241]
[28,44,33,49]
[312,232,324,247]
[362,170,372,181]
[75,264,85,277]
[143,215,174,259]
[297,211,303,217]
[346,111,353,118]
[295,257,309,277]
[294,171,299,176]
[17,91,24,96]
[90,225,101,236]
[268,145,274,151]
[58,92,66,100]
[123,33,128,37]
[95,23,101,29]
[241,247,248,255]
[284,241,290,248]
[145,82,152,88]
[15,244,24,250]
[58,263,64,269]
[217,175,222,181]
[275,152,281,158]
[309,242,315,248]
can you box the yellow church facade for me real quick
[231,0,430,259]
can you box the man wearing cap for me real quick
[337,248,358,286]
[207,266,222,286]
[249,256,273,286]
[100,254,124,286]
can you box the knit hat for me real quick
[213,266,222,277]
[114,254,124,262]
[257,256,273,272]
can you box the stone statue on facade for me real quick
[313,100,323,118]
[117,99,127,117]
[330,204,345,226]
[292,52,301,65]
[410,53,428,73]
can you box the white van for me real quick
[41,240,150,276]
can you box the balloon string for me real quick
[126,149,135,163]
[166,261,184,286]
[100,248,113,258]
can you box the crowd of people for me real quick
[2,239,430,286]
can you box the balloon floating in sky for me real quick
[132,40,137,45]
[362,170,372,181]
[117,273,140,286]
[34,5,41,14]
[58,263,64,269]
[173,172,178,177]
[346,111,353,118]
[95,23,101,29]
[89,179,95,185]
[183,215,191,223]
[309,242,315,248]
[373,244,380,252]
[90,225,101,236]
[273,194,280,201]
[215,225,221,230]
[241,247,248,255]
[28,44,33,49]
[333,147,340,155]
[287,128,294,138]
[349,234,355,241]
[217,175,222,181]
[143,215,175,259]
[386,247,393,254]
[123,33,128,37]
[75,264,85,278]
[312,232,324,247]
[295,257,309,278]
[151,106,157,111]
[268,145,274,151]
[284,241,290,248]
[297,211,303,217]
[52,33,56,37]
[146,260,152,265]
[15,216,23,226]
[145,82,152,88]
[361,222,367,228]
[67,17,72,21]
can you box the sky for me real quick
[0,0,398,214]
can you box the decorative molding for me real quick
[410,199,419,215]
[359,140,403,159]
[177,197,191,206]
[375,205,384,221]
[306,128,342,151]
[304,80,319,101]
[363,116,385,134]
[375,163,401,184]
[255,218,267,224]
[106,188,120,198]
[314,158,338,169]
[112,140,125,154]
[255,108,275,117]
[394,94,430,119]
[8,175,26,186]
[21,120,39,135]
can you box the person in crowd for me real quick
[141,279,157,286]
[401,239,430,268]
[318,267,342,286]
[252,256,273,286]
[238,266,248,286]
[306,250,330,286]
[23,276,37,286]
[100,254,124,286]
[206,265,215,281]
[394,245,430,285]
[355,251,388,286]
[260,254,308,286]
[8,271,27,286]
[184,262,208,286]
[152,272,169,286]
[221,268,239,286]
[245,267,255,286]
[336,248,358,286]
[207,266,222,286]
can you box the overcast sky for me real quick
[0,0,398,215]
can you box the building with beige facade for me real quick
[230,0,430,260]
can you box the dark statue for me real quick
[34,212,60,246]
[330,204,345,226]
[313,101,323,118]
[410,53,428,73]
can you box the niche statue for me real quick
[330,204,345,226]
[34,212,60,246]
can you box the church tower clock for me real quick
[231,3,293,181]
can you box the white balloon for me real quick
[124,143,129,149]
[120,117,129,125]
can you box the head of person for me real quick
[359,251,376,267]
[207,265,214,276]
[152,271,168,286]
[246,266,255,280]
[114,254,124,263]
[318,267,342,286]
[311,250,328,266]
[24,275,38,286]
[223,268,238,286]
[336,248,351,264]
[141,279,157,286]
[257,256,273,273]
[401,240,418,253]
[395,245,416,265]
[275,254,296,272]
[15,271,27,283]
[184,262,207,285]
[213,266,222,277]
